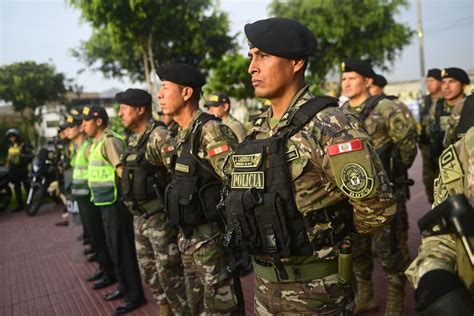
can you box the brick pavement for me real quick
[0,155,429,315]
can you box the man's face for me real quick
[247,47,297,99]
[341,72,371,100]
[441,78,464,101]
[207,104,226,119]
[65,125,81,140]
[82,119,99,137]
[369,85,384,96]
[426,77,441,95]
[157,81,187,117]
[118,103,141,130]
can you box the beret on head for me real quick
[441,67,470,85]
[205,92,230,107]
[341,59,376,78]
[426,68,442,81]
[115,89,152,107]
[373,74,388,87]
[156,63,205,89]
[244,17,316,59]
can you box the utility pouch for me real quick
[199,181,221,222]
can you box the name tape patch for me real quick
[327,139,363,156]
[232,153,262,168]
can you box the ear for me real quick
[365,78,373,88]
[182,87,194,102]
[95,118,103,127]
[293,58,305,73]
[137,106,146,116]
[223,103,230,112]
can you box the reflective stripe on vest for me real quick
[88,133,119,206]
[72,140,91,197]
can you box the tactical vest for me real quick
[88,131,124,206]
[71,139,91,197]
[453,94,474,142]
[431,99,452,158]
[224,96,352,278]
[122,121,169,209]
[165,113,223,237]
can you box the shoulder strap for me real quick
[454,95,474,139]
[358,94,387,122]
[135,121,160,149]
[279,95,338,138]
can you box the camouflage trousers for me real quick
[352,199,411,287]
[134,213,189,315]
[420,143,437,204]
[178,231,242,316]
[254,270,354,315]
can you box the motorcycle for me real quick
[25,147,61,216]
[0,166,12,212]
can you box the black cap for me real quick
[205,93,230,107]
[115,88,152,107]
[79,105,109,122]
[156,63,205,89]
[341,59,376,78]
[426,68,442,81]
[244,17,316,59]
[441,67,470,84]
[372,74,388,87]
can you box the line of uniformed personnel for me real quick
[58,17,472,316]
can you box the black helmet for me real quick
[5,128,20,138]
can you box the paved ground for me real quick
[0,154,430,315]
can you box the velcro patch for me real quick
[327,139,363,156]
[208,144,229,157]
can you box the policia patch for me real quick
[231,171,264,189]
[340,163,374,199]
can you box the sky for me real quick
[0,0,472,93]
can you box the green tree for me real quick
[269,0,413,91]
[68,0,236,90]
[204,53,254,104]
[0,61,68,144]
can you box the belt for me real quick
[252,257,338,283]
[192,222,222,237]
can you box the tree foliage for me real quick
[204,54,254,102]
[0,61,68,143]
[269,0,414,84]
[68,0,236,90]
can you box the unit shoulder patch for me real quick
[340,162,374,199]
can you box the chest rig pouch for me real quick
[165,113,223,237]
[224,96,339,279]
[122,121,169,212]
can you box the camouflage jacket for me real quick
[343,96,418,169]
[223,114,246,143]
[443,96,467,148]
[239,86,396,263]
[406,127,474,292]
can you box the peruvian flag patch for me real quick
[208,144,229,157]
[327,139,363,156]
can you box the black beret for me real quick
[244,17,316,59]
[426,68,442,81]
[156,63,205,89]
[79,105,109,122]
[115,89,152,107]
[205,92,230,107]
[341,59,376,78]
[372,74,388,87]
[441,67,470,85]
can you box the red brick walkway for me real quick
[0,155,429,315]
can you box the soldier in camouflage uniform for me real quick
[441,68,471,148]
[419,69,443,203]
[117,89,189,315]
[223,18,396,315]
[157,63,243,315]
[205,92,247,142]
[406,126,474,314]
[341,59,418,315]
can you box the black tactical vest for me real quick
[431,99,452,158]
[165,113,223,237]
[224,96,352,276]
[122,121,169,206]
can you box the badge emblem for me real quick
[340,163,374,199]
[232,154,262,168]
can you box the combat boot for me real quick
[385,282,404,316]
[355,278,378,313]
[159,303,173,316]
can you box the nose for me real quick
[248,58,257,75]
